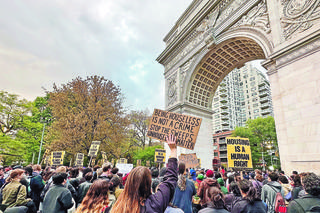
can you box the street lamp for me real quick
[37,117,50,164]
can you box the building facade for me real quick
[212,62,273,133]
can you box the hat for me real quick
[217,178,225,186]
[206,170,214,178]
[197,174,204,180]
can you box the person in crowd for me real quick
[291,171,298,177]
[79,168,92,185]
[198,170,220,208]
[231,179,267,213]
[261,172,284,213]
[278,175,292,204]
[198,187,229,213]
[220,166,225,176]
[172,163,196,213]
[29,165,45,210]
[69,168,80,190]
[225,181,242,211]
[91,165,101,182]
[227,175,235,192]
[98,165,112,181]
[195,174,204,189]
[291,175,303,200]
[110,134,177,213]
[151,167,160,194]
[287,172,320,212]
[0,167,5,188]
[76,179,111,213]
[42,172,73,213]
[2,169,32,208]
[109,175,123,200]
[251,173,264,199]
[217,178,228,195]
[77,172,93,205]
[189,169,197,181]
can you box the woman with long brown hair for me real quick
[76,179,110,213]
[111,134,177,213]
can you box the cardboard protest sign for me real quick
[154,149,166,163]
[51,151,65,166]
[227,137,253,169]
[75,153,84,167]
[101,151,108,164]
[116,164,133,175]
[136,159,141,166]
[178,153,199,168]
[147,109,202,150]
[146,160,150,167]
[88,141,101,157]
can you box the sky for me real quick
[0,0,193,111]
[0,0,267,112]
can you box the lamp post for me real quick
[37,121,46,165]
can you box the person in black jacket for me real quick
[231,179,267,213]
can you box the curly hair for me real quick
[302,173,320,196]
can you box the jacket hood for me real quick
[217,178,225,186]
[204,178,218,187]
[268,181,282,189]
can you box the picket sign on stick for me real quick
[147,109,202,150]
[226,137,253,169]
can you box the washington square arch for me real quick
[157,0,320,174]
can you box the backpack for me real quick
[293,197,320,212]
[269,185,287,213]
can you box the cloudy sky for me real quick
[0,0,192,111]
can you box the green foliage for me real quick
[132,145,162,167]
[232,116,279,170]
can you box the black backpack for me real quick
[293,197,320,212]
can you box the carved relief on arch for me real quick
[280,0,320,39]
[167,72,178,107]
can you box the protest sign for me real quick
[226,137,253,169]
[74,153,84,167]
[147,109,202,150]
[146,160,150,167]
[154,149,166,163]
[178,153,199,168]
[51,151,65,166]
[116,164,133,175]
[136,159,141,166]
[101,151,108,164]
[88,141,101,157]
[118,158,127,164]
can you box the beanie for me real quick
[197,174,204,180]
[206,170,214,178]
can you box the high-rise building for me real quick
[212,62,273,133]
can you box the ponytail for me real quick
[238,179,257,204]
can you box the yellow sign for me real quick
[118,158,127,164]
[101,151,109,164]
[154,149,166,163]
[88,141,101,157]
[51,151,65,166]
[136,159,141,166]
[227,137,253,169]
[75,153,84,167]
[146,160,150,167]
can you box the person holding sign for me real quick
[111,134,177,213]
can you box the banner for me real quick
[226,137,253,169]
[74,153,84,167]
[116,164,133,175]
[51,151,65,166]
[154,149,166,163]
[178,153,199,168]
[88,141,101,157]
[147,109,202,150]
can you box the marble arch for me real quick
[157,0,320,173]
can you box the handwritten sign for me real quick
[136,159,141,166]
[146,160,150,167]
[51,151,65,166]
[147,109,202,150]
[88,141,101,157]
[154,149,166,163]
[179,153,199,168]
[118,158,127,164]
[75,153,84,167]
[101,151,108,164]
[227,137,253,169]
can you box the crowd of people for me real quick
[0,135,319,213]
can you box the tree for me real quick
[132,145,162,166]
[128,109,151,148]
[47,76,129,162]
[232,116,279,169]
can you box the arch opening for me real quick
[187,37,266,109]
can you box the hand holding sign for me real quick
[166,134,177,158]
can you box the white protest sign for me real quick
[116,163,133,175]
